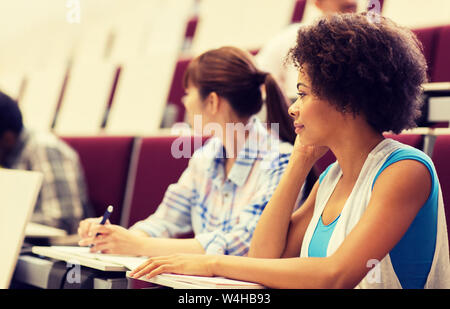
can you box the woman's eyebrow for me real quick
[296,82,309,90]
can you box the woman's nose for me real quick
[288,101,299,118]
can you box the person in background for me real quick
[130,13,450,289]
[78,46,305,257]
[0,91,90,234]
[256,0,359,101]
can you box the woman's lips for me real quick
[294,123,304,133]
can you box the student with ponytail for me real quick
[77,46,307,257]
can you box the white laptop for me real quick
[0,169,42,289]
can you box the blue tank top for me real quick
[308,147,438,289]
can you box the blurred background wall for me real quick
[0,0,448,136]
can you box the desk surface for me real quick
[423,82,450,92]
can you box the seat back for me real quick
[313,150,336,178]
[121,135,208,228]
[60,136,135,224]
[291,0,307,23]
[166,57,192,124]
[383,0,450,29]
[412,26,441,81]
[432,25,450,82]
[105,58,174,135]
[185,17,199,41]
[191,0,296,54]
[383,133,424,150]
[54,62,117,135]
[19,65,67,132]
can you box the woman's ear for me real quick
[1,131,18,149]
[0,131,18,160]
[205,92,220,116]
[314,0,323,10]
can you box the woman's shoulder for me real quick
[375,142,437,184]
[385,142,432,163]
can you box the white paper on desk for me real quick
[127,271,264,289]
[161,274,263,288]
[43,246,149,270]
[25,222,67,238]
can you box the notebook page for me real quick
[160,274,263,287]
[49,246,148,270]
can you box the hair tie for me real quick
[254,72,268,85]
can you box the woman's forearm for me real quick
[248,156,313,258]
[210,255,338,289]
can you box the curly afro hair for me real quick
[288,13,428,134]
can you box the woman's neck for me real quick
[219,116,251,159]
[219,116,251,177]
[328,123,384,183]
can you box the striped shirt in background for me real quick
[131,117,296,256]
[1,128,89,234]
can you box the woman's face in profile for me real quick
[183,85,215,135]
[288,69,344,147]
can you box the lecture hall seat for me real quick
[383,133,424,150]
[121,135,209,229]
[191,0,296,54]
[53,62,118,135]
[313,150,336,178]
[105,58,176,135]
[124,135,208,289]
[412,26,440,81]
[431,134,450,244]
[291,0,307,23]
[166,57,192,124]
[60,136,135,225]
[185,16,198,41]
[382,0,450,29]
[432,25,450,82]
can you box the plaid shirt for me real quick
[131,117,294,256]
[1,128,89,234]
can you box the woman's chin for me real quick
[298,135,322,148]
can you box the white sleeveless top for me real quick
[300,139,450,288]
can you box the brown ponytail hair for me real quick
[183,46,295,144]
[261,73,296,144]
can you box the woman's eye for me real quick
[297,92,306,98]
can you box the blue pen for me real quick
[98,205,114,228]
[89,205,113,248]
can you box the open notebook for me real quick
[126,272,265,289]
[26,222,67,238]
[32,246,148,272]
[31,246,265,289]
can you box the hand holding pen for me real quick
[88,205,114,248]
[77,204,147,255]
[77,205,113,248]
